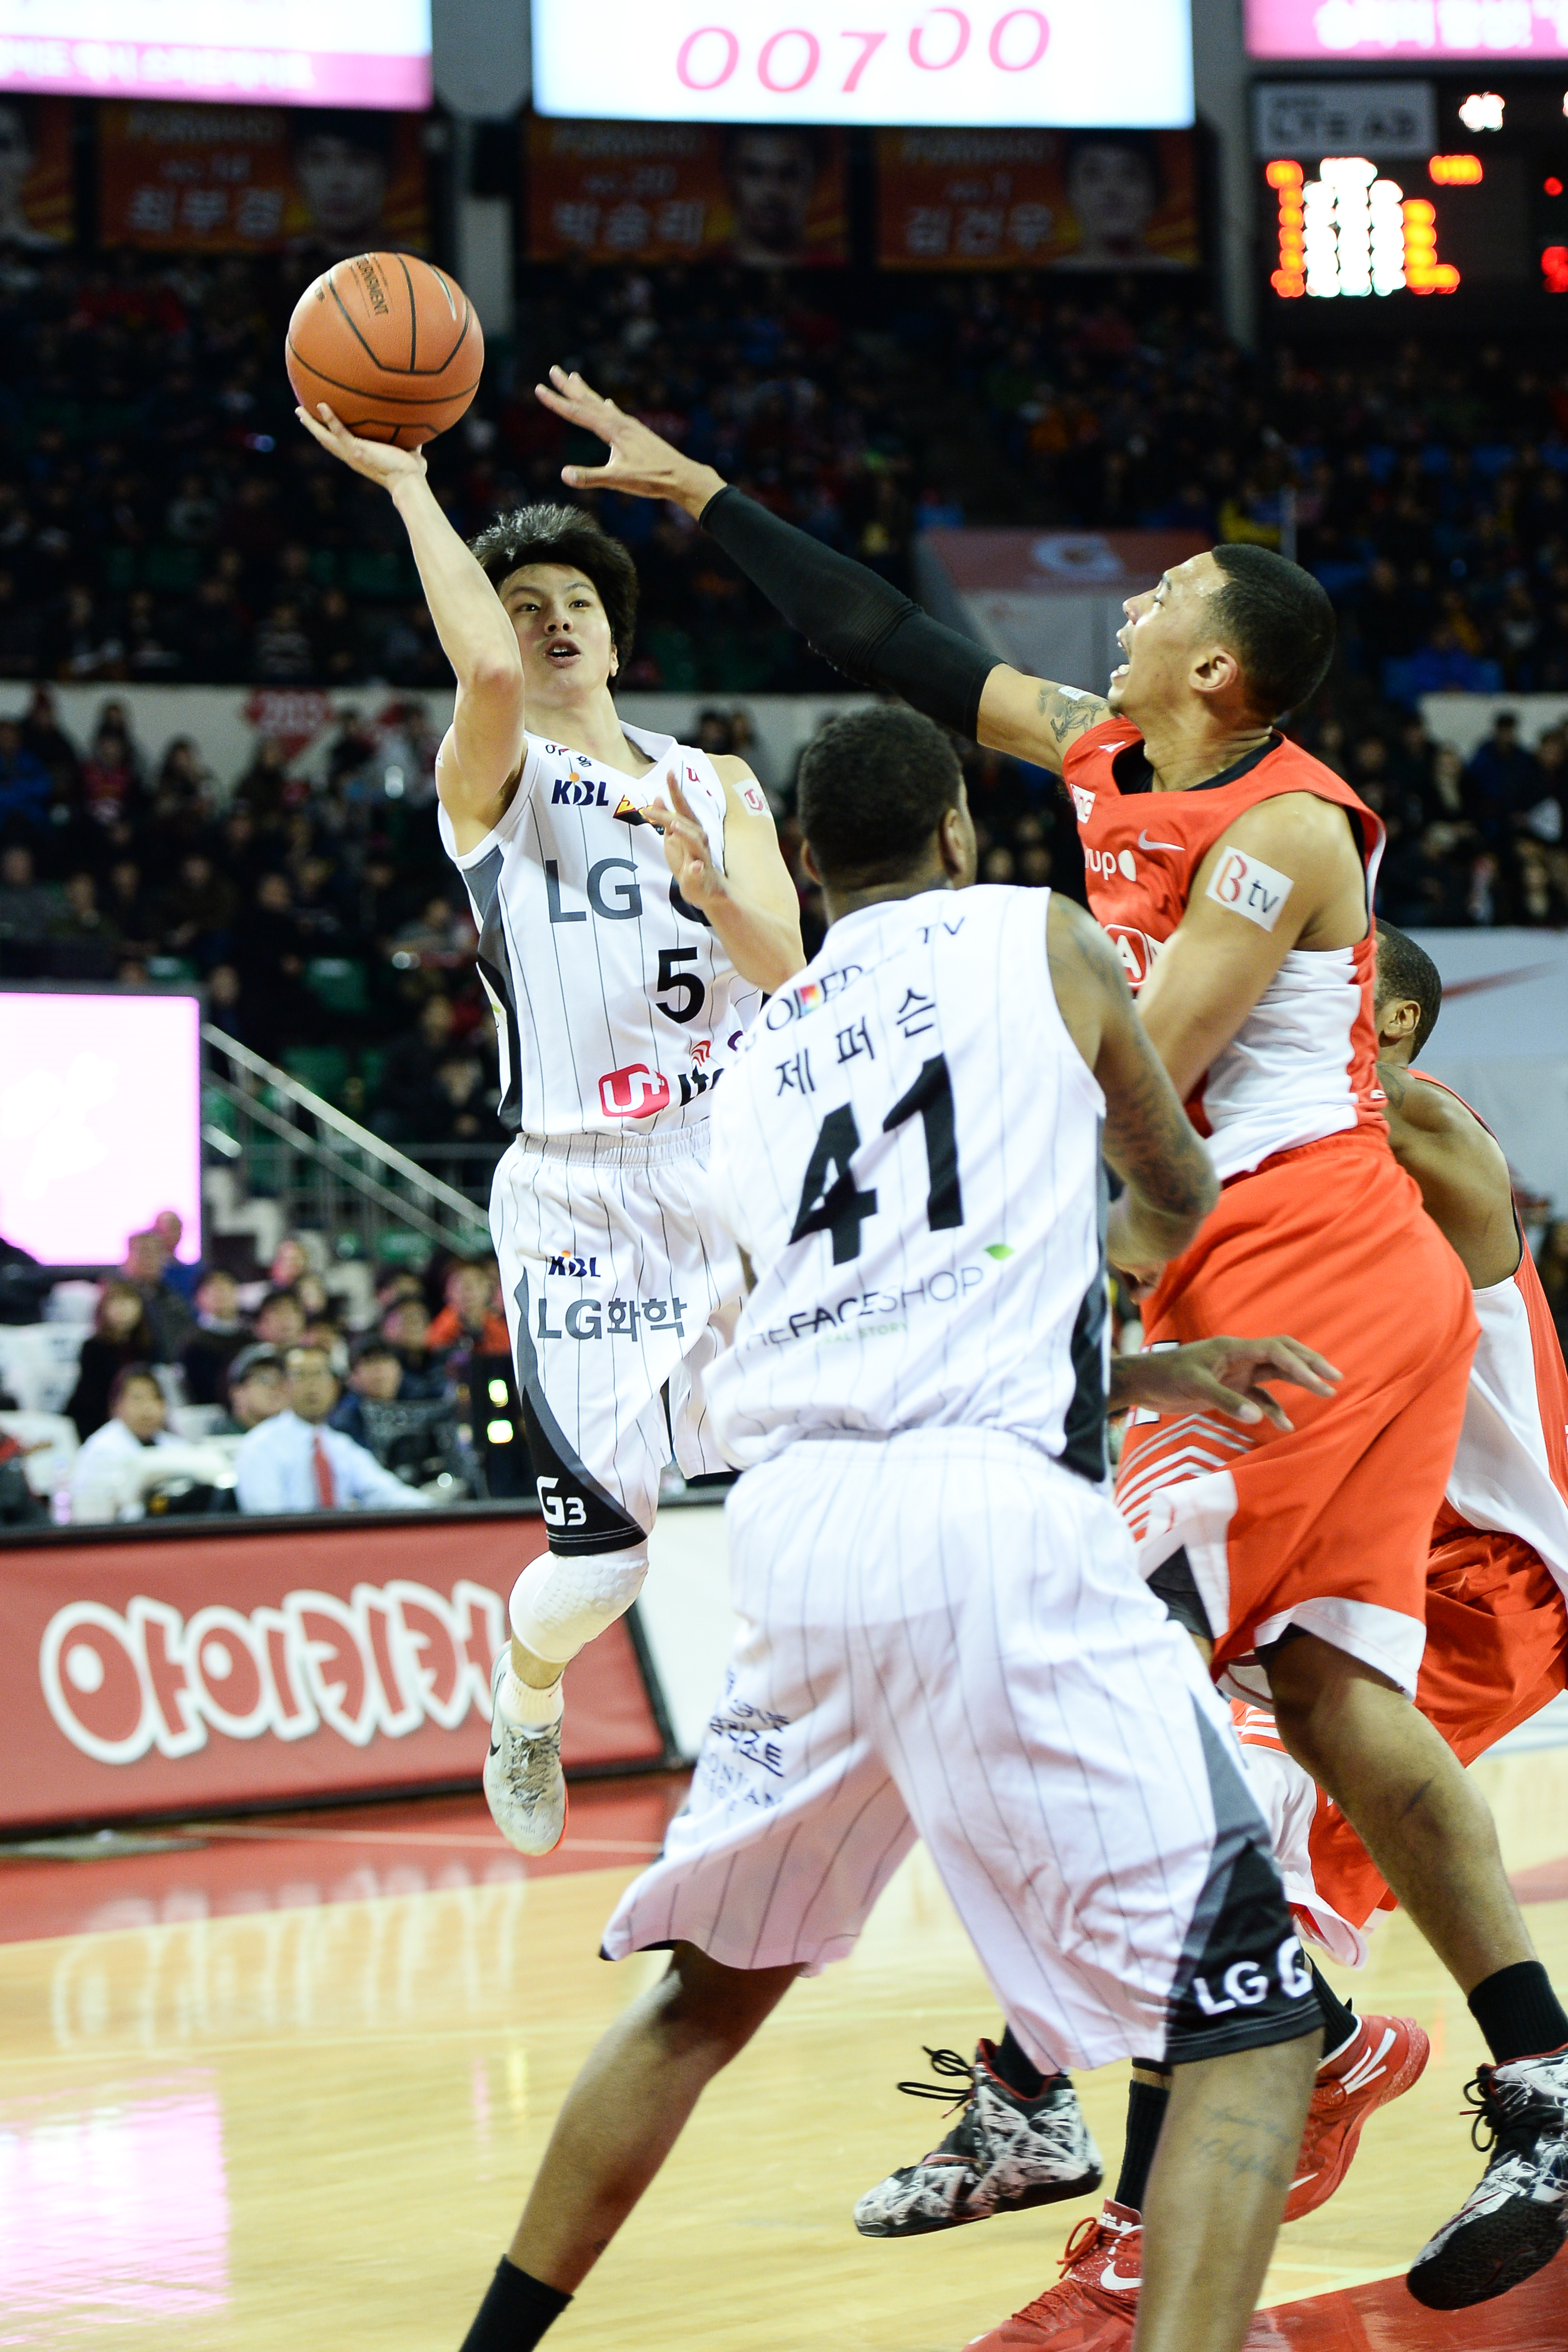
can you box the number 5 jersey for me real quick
[703,885,1110,1476]
[439,724,764,1140]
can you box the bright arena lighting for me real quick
[1429,153,1483,184]
[0,0,432,107]
[0,990,202,1266]
[1270,154,1458,298]
[1457,91,1504,133]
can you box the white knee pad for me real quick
[508,1544,650,1666]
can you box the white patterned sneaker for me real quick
[853,2041,1102,2237]
[1407,2042,1568,2308]
[483,1651,567,1857]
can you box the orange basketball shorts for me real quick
[1117,1129,1478,1702]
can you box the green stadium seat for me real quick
[282,1045,351,1104]
[305,957,370,1016]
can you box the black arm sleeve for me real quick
[700,484,995,739]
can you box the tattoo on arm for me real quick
[1036,682,1112,750]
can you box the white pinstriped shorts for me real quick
[491,1123,743,1552]
[602,1428,1318,2072]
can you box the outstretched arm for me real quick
[295,402,525,851]
[534,367,1101,774]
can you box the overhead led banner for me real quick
[527,118,848,265]
[1247,0,1568,61]
[0,0,431,110]
[875,127,1199,267]
[99,102,428,250]
[0,91,73,241]
[531,0,1194,129]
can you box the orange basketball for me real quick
[286,252,483,450]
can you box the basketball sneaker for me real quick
[1406,2044,1568,2308]
[1285,2012,1429,2222]
[852,2042,1102,2237]
[964,2202,1289,2351]
[483,1651,567,1857]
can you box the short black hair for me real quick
[1209,543,1336,720]
[109,1363,161,1411]
[470,505,638,662]
[1374,920,1443,1057]
[350,1334,400,1366]
[797,706,963,888]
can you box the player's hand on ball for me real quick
[295,402,428,489]
[1112,1334,1341,1431]
[643,771,724,913]
[536,367,724,513]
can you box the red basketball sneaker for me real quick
[965,2201,1142,2349]
[964,2199,1291,2351]
[1285,2013,1430,2223]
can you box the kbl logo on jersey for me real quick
[551,773,614,808]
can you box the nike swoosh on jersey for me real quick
[1137,830,1183,851]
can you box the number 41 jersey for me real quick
[439,723,764,1140]
[703,885,1111,1477]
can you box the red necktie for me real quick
[312,1432,336,1509]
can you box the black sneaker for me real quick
[852,2041,1102,2238]
[1407,2045,1568,2308]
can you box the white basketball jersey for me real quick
[439,724,763,1139]
[703,885,1110,1475]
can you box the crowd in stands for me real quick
[0,1219,533,1525]
[0,248,1565,927]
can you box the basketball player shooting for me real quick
[457,705,1329,2352]
[531,366,1568,2310]
[294,394,804,1855]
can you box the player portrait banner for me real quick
[98,100,428,251]
[0,1512,668,1833]
[526,117,848,267]
[0,91,73,243]
[875,126,1199,268]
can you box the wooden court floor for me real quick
[3,1749,1567,2351]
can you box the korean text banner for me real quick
[527,118,848,267]
[0,1513,665,1832]
[0,0,431,110]
[0,90,72,243]
[531,0,1194,130]
[876,128,1199,269]
[1245,0,1568,60]
[99,101,427,250]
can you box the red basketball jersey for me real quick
[1413,1073,1568,1593]
[1062,720,1388,1181]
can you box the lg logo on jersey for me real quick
[545,857,642,923]
[1085,846,1137,882]
[1192,1936,1313,2018]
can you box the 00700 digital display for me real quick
[530,0,1194,128]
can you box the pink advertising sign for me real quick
[0,990,201,1266]
[1246,0,1568,59]
[0,0,431,108]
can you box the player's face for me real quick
[294,136,388,240]
[1067,145,1157,247]
[1108,552,1224,718]
[498,564,616,700]
[728,133,815,255]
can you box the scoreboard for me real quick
[1258,74,1568,323]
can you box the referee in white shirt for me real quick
[234,1344,430,1515]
